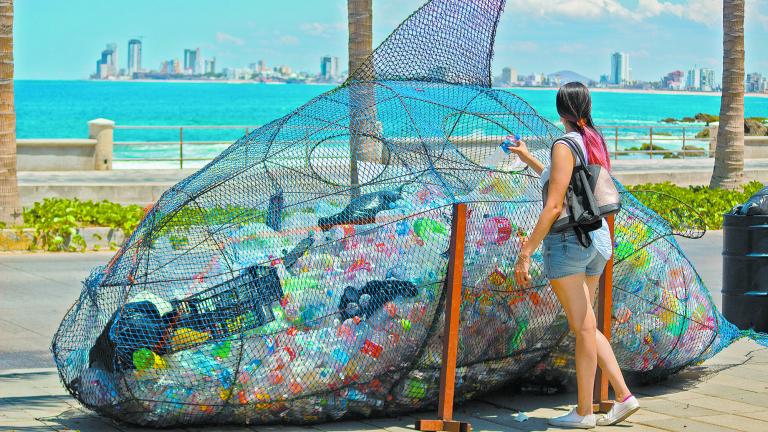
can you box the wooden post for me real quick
[416,203,471,432]
[593,214,616,413]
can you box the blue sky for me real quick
[14,0,768,81]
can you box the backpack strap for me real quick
[552,135,589,169]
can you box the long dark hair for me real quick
[556,82,611,170]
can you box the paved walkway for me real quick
[16,159,768,206]
[1,339,766,431]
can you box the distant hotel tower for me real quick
[184,48,203,75]
[128,39,142,77]
[95,43,118,79]
[320,55,339,81]
[610,52,630,85]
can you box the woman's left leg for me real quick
[585,275,632,402]
[550,273,598,416]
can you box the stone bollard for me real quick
[708,124,718,158]
[88,118,115,170]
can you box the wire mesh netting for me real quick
[51,0,741,426]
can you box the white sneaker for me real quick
[548,408,596,429]
[597,395,640,426]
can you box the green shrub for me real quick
[626,181,764,230]
[22,198,144,251]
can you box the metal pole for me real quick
[614,127,618,160]
[179,127,184,169]
[649,127,653,159]
[416,203,471,432]
[593,215,615,414]
[682,127,686,159]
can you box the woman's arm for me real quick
[507,140,546,175]
[514,142,575,286]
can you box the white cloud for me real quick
[279,35,299,46]
[501,40,540,52]
[300,22,345,37]
[215,32,245,46]
[503,0,762,27]
[506,0,636,20]
[558,42,587,53]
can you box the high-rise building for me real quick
[320,56,339,81]
[204,58,216,75]
[699,68,716,91]
[662,70,684,90]
[500,67,517,85]
[747,72,767,93]
[686,67,701,90]
[127,39,142,76]
[95,43,118,79]
[107,43,118,76]
[610,52,629,85]
[184,48,202,74]
[258,60,266,73]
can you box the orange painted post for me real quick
[593,214,616,413]
[416,203,471,432]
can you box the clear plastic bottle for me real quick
[482,134,527,171]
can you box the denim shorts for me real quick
[542,230,608,280]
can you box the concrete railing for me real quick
[707,125,768,158]
[15,120,768,171]
[17,118,114,171]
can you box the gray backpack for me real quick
[542,136,621,242]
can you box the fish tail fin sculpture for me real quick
[346,0,506,86]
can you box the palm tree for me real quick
[348,0,374,197]
[0,0,19,225]
[710,0,745,190]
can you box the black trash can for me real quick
[722,214,768,332]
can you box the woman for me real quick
[507,82,639,429]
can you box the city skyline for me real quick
[89,37,345,83]
[90,37,766,93]
[85,41,761,92]
[14,0,768,81]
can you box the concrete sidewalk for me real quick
[1,339,766,431]
[17,159,768,206]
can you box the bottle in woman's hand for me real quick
[484,134,528,171]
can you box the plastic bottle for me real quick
[482,134,525,170]
[482,216,513,245]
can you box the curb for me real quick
[0,227,126,251]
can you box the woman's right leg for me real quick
[550,273,597,417]
[585,275,631,401]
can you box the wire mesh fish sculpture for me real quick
[52,0,741,426]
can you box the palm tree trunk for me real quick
[0,0,19,225]
[710,0,745,190]
[348,0,375,197]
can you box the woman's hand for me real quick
[515,237,533,287]
[514,251,532,287]
[504,137,545,175]
[505,138,531,161]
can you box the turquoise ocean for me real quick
[15,80,768,166]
